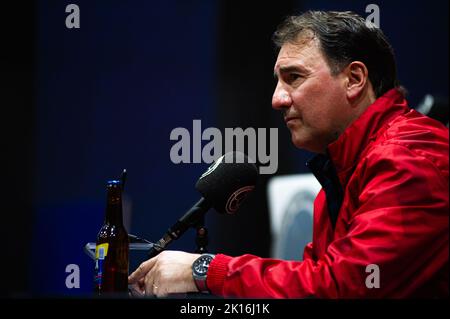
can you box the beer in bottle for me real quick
[94,180,129,295]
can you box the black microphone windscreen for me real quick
[195,152,258,214]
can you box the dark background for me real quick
[2,0,448,297]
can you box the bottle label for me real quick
[95,243,109,260]
[94,243,109,289]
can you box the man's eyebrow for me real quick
[273,65,307,79]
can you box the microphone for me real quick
[148,151,258,258]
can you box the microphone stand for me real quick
[147,199,211,258]
[194,214,208,254]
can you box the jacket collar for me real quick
[327,88,410,186]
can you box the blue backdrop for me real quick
[32,0,217,296]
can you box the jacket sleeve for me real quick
[206,143,449,298]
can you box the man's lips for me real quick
[284,116,300,124]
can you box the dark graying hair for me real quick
[273,11,400,97]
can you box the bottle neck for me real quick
[104,185,124,226]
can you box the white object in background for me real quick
[267,174,321,260]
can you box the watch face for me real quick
[193,255,213,276]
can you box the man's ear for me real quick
[345,61,369,103]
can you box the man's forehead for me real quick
[274,37,320,72]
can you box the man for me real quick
[129,11,449,298]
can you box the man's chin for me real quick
[291,134,307,150]
[291,134,321,153]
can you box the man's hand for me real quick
[128,250,201,298]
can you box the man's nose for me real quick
[272,86,292,110]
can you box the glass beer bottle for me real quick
[94,180,129,295]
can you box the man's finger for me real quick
[144,264,157,296]
[128,257,158,283]
[128,283,144,297]
[137,277,145,290]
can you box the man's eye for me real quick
[287,73,302,83]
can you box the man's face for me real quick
[272,37,350,154]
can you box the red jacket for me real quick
[207,89,449,298]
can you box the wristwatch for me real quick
[192,253,215,293]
